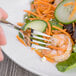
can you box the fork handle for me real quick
[0,19,21,30]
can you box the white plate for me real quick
[0,0,76,76]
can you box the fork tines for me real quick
[30,29,52,50]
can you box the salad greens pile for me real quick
[23,11,76,73]
[20,0,76,72]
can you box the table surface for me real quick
[0,52,38,76]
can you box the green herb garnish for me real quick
[18,32,24,39]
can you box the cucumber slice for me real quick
[18,32,24,39]
[23,20,47,32]
[55,0,76,24]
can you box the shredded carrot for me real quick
[51,5,56,9]
[16,35,27,47]
[29,18,38,20]
[31,48,35,50]
[31,41,39,45]
[41,0,54,3]
[64,2,74,6]
[47,53,57,58]
[52,26,74,45]
[75,40,76,43]
[17,22,25,26]
[43,6,51,14]
[52,30,61,34]
[35,49,43,57]
[28,13,30,16]
[31,4,35,10]
[34,1,51,6]
[69,1,76,19]
[46,21,52,35]
[46,28,48,34]
[64,29,67,31]
[45,56,55,63]
[73,22,75,32]
[69,5,76,19]
[59,23,64,26]
[36,7,42,16]
[48,45,65,51]
[33,0,56,20]
[24,10,39,17]
[35,49,55,63]
[41,0,49,2]
[44,18,49,21]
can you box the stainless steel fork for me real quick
[0,19,63,50]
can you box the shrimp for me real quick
[41,34,72,62]
[52,34,72,62]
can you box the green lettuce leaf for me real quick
[18,32,24,39]
[56,53,76,72]
[73,44,76,53]
[49,19,63,30]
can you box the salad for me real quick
[16,0,76,72]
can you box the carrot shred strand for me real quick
[64,2,74,6]
[24,10,39,17]
[35,50,43,57]
[35,50,55,63]
[17,22,25,26]
[16,35,27,47]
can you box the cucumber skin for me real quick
[23,20,47,32]
[55,0,76,24]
